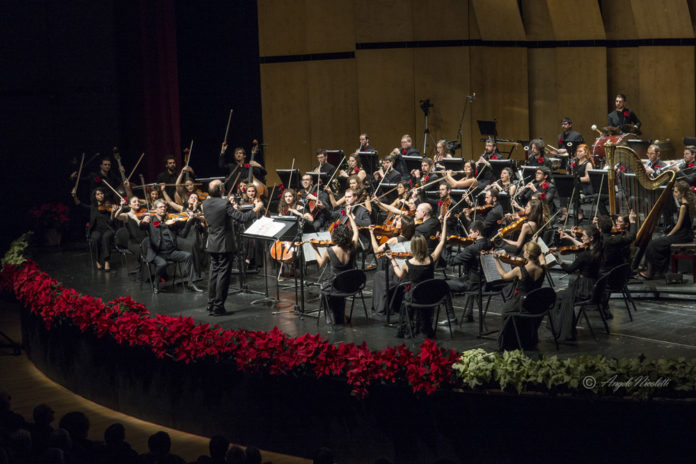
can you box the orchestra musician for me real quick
[597,212,637,275]
[390,213,449,339]
[410,157,439,187]
[394,135,419,180]
[485,167,517,198]
[331,188,371,228]
[444,219,491,323]
[140,199,204,294]
[338,153,367,183]
[71,157,123,202]
[113,196,148,258]
[464,189,503,240]
[373,153,402,186]
[164,192,208,282]
[499,198,545,256]
[325,175,372,214]
[71,186,116,271]
[174,166,197,205]
[668,145,696,186]
[640,181,696,280]
[156,156,179,200]
[432,139,452,171]
[413,202,440,251]
[443,160,478,190]
[608,93,641,133]
[314,149,336,178]
[237,183,265,273]
[569,143,594,224]
[202,180,259,315]
[278,189,299,216]
[356,133,375,153]
[551,117,584,157]
[644,144,665,179]
[475,138,498,189]
[434,182,456,229]
[514,166,556,211]
[312,212,359,325]
[219,142,267,193]
[525,139,551,168]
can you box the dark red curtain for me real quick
[139,0,181,179]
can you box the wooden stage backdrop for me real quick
[257,0,696,182]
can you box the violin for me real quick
[431,234,475,247]
[134,208,156,218]
[460,204,493,216]
[362,225,399,237]
[375,251,412,259]
[498,217,526,238]
[609,226,626,235]
[557,227,583,238]
[495,253,527,267]
[195,189,209,201]
[98,202,115,212]
[558,244,590,255]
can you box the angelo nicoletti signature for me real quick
[582,374,671,392]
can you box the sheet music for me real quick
[243,216,286,238]
[536,237,557,265]
[480,253,509,283]
[301,231,331,263]
[388,240,411,267]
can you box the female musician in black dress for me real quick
[499,199,544,256]
[550,225,604,340]
[311,212,359,325]
[570,143,593,224]
[278,189,299,216]
[389,213,449,338]
[641,180,696,279]
[113,196,148,257]
[71,187,115,271]
[338,153,367,183]
[495,241,546,350]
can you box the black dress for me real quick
[645,204,693,275]
[321,247,356,324]
[396,258,435,338]
[498,266,545,350]
[554,249,601,341]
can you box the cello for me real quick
[240,140,268,198]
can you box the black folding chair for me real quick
[605,263,636,320]
[318,269,368,327]
[501,287,558,351]
[573,273,610,340]
[399,279,454,339]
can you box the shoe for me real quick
[188,283,204,293]
[104,262,111,272]
[438,318,457,326]
[212,309,228,317]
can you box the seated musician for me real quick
[434,182,457,230]
[373,153,402,186]
[356,132,375,153]
[326,175,372,214]
[369,215,416,317]
[444,220,491,323]
[173,166,197,205]
[314,148,336,178]
[640,181,696,280]
[410,157,439,187]
[443,160,478,190]
[668,145,696,186]
[550,117,584,158]
[330,188,371,228]
[608,93,641,134]
[485,166,517,198]
[278,189,299,216]
[219,142,267,192]
[372,185,417,220]
[525,139,551,168]
[596,212,637,274]
[298,174,330,227]
[113,196,148,258]
[643,144,665,179]
[413,202,440,251]
[388,214,448,339]
[514,166,556,211]
[338,153,367,183]
[464,189,503,240]
[495,242,547,351]
[155,156,178,200]
[71,186,116,271]
[140,199,204,293]
[433,139,453,171]
[475,138,500,189]
[148,185,162,206]
[164,192,208,281]
[499,198,545,256]
[393,135,419,181]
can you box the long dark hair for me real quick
[583,224,604,262]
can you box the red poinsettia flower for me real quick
[558,138,563,145]
[424,176,429,182]
[491,154,498,160]
[153,220,161,228]
[541,182,549,190]
[623,110,630,117]
[540,192,547,200]
[353,168,359,174]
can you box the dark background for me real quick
[0,0,262,248]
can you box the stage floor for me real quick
[35,244,696,360]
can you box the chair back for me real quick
[521,287,556,316]
[591,272,610,304]
[331,269,366,294]
[606,263,631,291]
[411,279,450,305]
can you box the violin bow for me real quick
[101,179,125,202]
[185,140,194,168]
[73,152,85,193]
[593,171,605,219]
[223,109,233,144]
[264,184,277,217]
[126,152,145,182]
[326,155,345,191]
[287,158,296,192]
[535,209,561,241]
[139,174,150,210]
[563,184,577,230]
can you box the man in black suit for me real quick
[141,200,203,294]
[394,134,420,181]
[516,166,557,211]
[414,202,440,251]
[553,117,584,157]
[444,220,491,322]
[481,190,504,239]
[314,149,336,178]
[608,93,641,133]
[202,180,260,315]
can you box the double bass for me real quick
[240,140,268,198]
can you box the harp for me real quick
[606,142,676,264]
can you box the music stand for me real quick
[375,182,398,204]
[497,192,511,214]
[520,166,538,184]
[477,119,497,138]
[441,157,465,171]
[588,169,610,196]
[489,159,516,179]
[276,169,301,191]
[325,149,344,167]
[552,174,575,199]
[357,150,379,175]
[402,155,422,173]
[242,216,299,309]
[306,171,328,186]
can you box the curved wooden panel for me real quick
[472,0,526,41]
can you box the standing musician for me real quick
[338,153,367,183]
[202,180,259,315]
[525,139,551,168]
[498,199,544,256]
[219,142,267,193]
[71,186,116,271]
[410,157,439,187]
[314,149,336,178]
[443,160,478,190]
[608,93,641,134]
[551,117,584,157]
[393,134,419,181]
[156,156,179,200]
[569,143,594,224]
[444,220,491,323]
[71,157,124,202]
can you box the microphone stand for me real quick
[455,93,476,157]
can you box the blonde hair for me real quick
[410,234,428,261]
[524,241,541,265]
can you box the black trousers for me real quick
[90,229,114,263]
[207,251,233,312]
[153,249,194,283]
